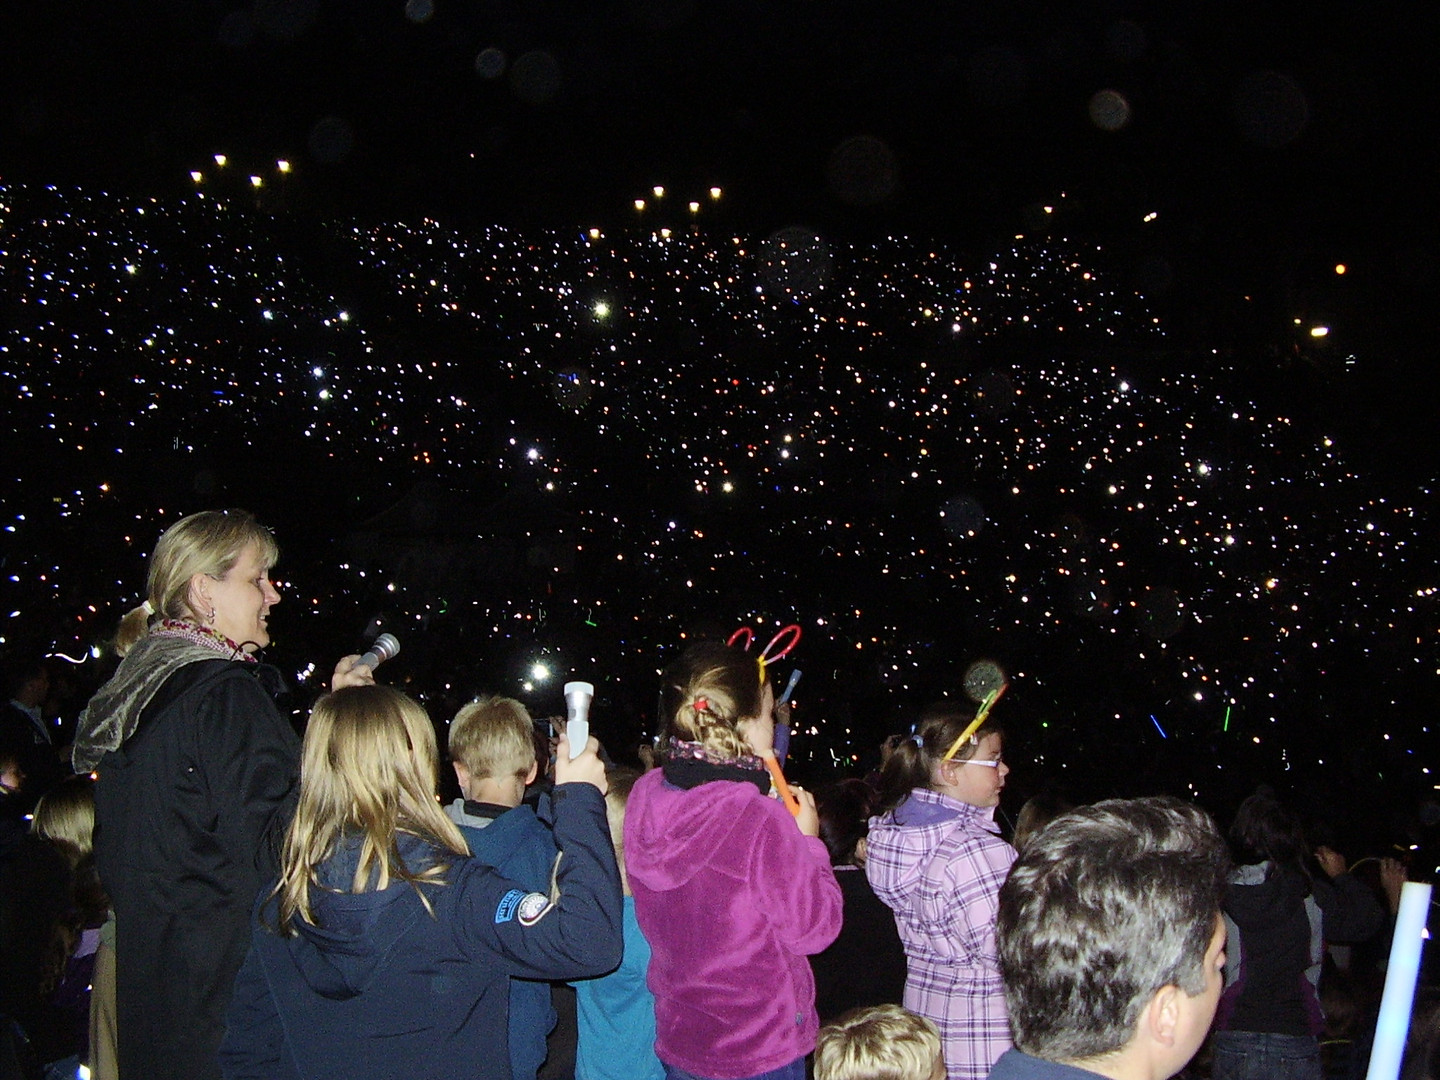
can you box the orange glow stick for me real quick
[763,752,802,816]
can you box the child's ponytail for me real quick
[659,641,765,761]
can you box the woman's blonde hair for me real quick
[32,775,97,866]
[274,685,467,932]
[115,509,280,654]
[659,641,767,760]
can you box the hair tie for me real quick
[693,697,709,714]
[141,599,155,616]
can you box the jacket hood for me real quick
[1225,861,1312,931]
[285,834,448,1000]
[625,769,759,891]
[867,788,999,902]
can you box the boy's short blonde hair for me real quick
[814,1005,943,1080]
[448,696,536,781]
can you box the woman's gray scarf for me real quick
[73,630,245,772]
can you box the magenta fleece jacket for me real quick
[624,768,842,1079]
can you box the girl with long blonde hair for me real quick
[220,684,622,1080]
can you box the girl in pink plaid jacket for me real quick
[866,708,1017,1080]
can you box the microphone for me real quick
[563,681,594,760]
[355,633,400,672]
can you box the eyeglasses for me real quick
[961,757,1004,768]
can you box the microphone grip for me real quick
[354,633,399,672]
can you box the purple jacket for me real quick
[625,768,842,1079]
[867,789,1016,1080]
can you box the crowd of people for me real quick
[0,508,1432,1080]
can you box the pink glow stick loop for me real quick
[760,624,802,664]
[727,627,755,650]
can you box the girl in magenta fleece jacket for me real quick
[625,641,843,1080]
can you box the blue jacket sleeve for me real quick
[454,782,623,980]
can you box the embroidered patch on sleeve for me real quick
[516,891,555,926]
[495,889,525,924]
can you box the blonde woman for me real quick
[219,685,622,1080]
[72,509,373,1080]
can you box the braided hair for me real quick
[658,641,767,761]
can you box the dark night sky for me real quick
[5,0,1437,455]
[2,2,1431,232]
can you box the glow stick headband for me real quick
[941,661,1010,762]
[728,623,804,816]
[727,623,802,685]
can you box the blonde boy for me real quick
[449,695,539,807]
[814,1004,945,1080]
[446,696,558,1080]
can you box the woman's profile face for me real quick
[203,543,281,651]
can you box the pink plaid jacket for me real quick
[867,789,1017,1080]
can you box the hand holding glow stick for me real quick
[762,753,802,817]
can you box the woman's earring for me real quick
[208,607,217,624]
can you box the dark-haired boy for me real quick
[987,797,1230,1080]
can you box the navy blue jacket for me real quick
[447,797,562,1080]
[219,783,622,1080]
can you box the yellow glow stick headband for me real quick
[941,681,1009,761]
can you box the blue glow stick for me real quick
[1365,881,1432,1080]
[776,668,802,707]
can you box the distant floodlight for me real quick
[1310,326,1330,338]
